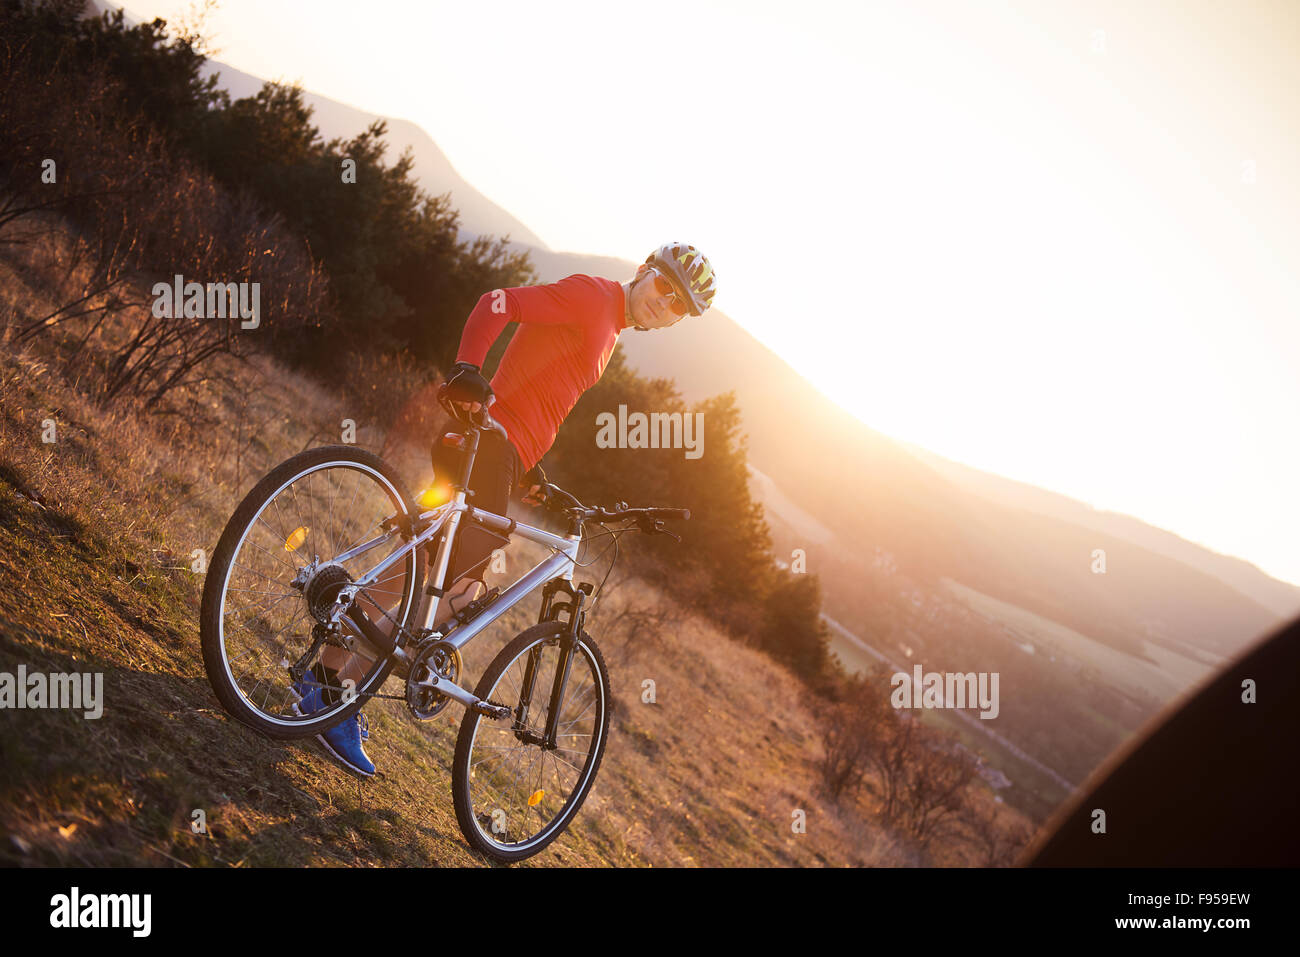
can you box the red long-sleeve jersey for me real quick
[455,274,629,474]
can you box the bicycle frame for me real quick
[326,425,585,715]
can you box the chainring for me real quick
[405,640,463,720]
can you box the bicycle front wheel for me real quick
[452,622,612,863]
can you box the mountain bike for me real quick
[198,387,689,862]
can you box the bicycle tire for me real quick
[451,621,612,862]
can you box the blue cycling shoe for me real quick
[291,667,376,778]
[316,713,376,777]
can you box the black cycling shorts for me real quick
[440,430,521,584]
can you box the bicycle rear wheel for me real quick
[452,622,611,862]
[200,446,425,739]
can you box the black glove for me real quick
[522,462,547,488]
[520,462,549,506]
[444,361,493,407]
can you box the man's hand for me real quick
[520,462,548,507]
[445,362,493,415]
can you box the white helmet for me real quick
[645,243,717,316]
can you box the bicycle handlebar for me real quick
[541,484,689,528]
[594,504,691,523]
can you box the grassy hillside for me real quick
[0,232,1031,866]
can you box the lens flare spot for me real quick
[416,487,445,508]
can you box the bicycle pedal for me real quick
[473,699,512,720]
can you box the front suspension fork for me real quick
[512,579,592,748]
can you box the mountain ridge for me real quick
[901,440,1300,618]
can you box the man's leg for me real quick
[426,430,517,619]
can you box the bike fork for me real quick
[513,585,588,748]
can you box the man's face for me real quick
[629,266,691,330]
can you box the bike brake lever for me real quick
[638,516,681,542]
[540,483,564,512]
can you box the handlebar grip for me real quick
[651,507,690,521]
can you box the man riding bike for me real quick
[299,243,718,775]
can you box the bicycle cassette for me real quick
[405,641,463,720]
[301,562,352,625]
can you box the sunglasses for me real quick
[649,269,691,317]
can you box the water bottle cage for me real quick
[452,586,500,626]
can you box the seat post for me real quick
[453,424,480,492]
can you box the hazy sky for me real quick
[124,0,1300,588]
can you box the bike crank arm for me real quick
[407,672,510,718]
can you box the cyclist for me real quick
[298,243,717,776]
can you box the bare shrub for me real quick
[817,669,893,800]
[0,10,329,408]
[819,700,875,799]
[954,796,1034,867]
[895,729,978,848]
[817,667,980,849]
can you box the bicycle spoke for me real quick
[225,585,299,599]
[224,585,296,622]
[267,496,306,566]
[229,560,294,589]
[545,750,586,776]
[246,524,302,573]
[325,470,340,565]
[547,749,580,791]
[333,471,364,561]
[555,694,597,730]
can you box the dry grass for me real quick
[0,229,1032,867]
